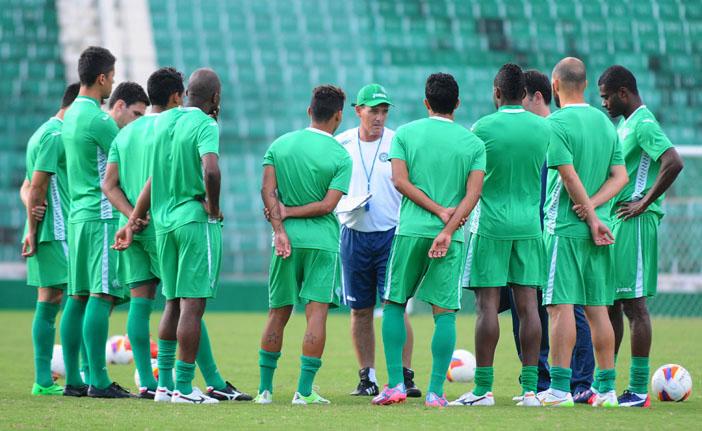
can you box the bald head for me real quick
[186,68,221,116]
[553,57,586,92]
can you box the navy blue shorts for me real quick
[340,226,395,309]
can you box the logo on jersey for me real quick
[379,152,389,162]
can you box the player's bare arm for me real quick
[279,189,344,219]
[201,153,222,220]
[21,170,52,257]
[261,165,291,258]
[576,164,629,217]
[102,162,134,218]
[617,147,683,220]
[557,164,614,246]
[429,169,484,258]
[20,179,46,222]
[391,158,455,223]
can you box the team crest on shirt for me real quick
[379,152,389,162]
[339,139,352,146]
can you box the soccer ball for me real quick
[447,349,476,383]
[106,335,133,365]
[51,344,65,380]
[149,338,158,359]
[651,364,692,401]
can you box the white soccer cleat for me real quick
[517,391,541,407]
[253,390,273,404]
[154,386,173,403]
[449,391,495,406]
[171,387,219,404]
[537,389,574,407]
[592,390,619,408]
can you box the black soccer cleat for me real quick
[63,384,89,397]
[404,367,422,398]
[87,382,133,398]
[207,381,253,401]
[137,387,156,400]
[350,367,379,396]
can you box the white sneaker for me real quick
[517,391,541,407]
[449,391,495,406]
[592,390,619,408]
[291,390,331,405]
[538,389,574,407]
[254,390,273,404]
[154,386,173,403]
[171,387,219,404]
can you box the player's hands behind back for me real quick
[428,231,452,258]
[588,217,615,246]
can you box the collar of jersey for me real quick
[50,116,63,123]
[74,95,99,107]
[622,104,648,127]
[562,103,590,108]
[429,116,453,122]
[498,105,525,113]
[306,127,333,138]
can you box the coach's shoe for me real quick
[87,382,133,399]
[253,390,273,404]
[573,387,596,404]
[538,389,574,407]
[207,381,253,401]
[63,384,89,397]
[172,387,219,404]
[350,368,379,396]
[617,390,651,408]
[403,367,422,398]
[292,390,331,405]
[154,386,173,402]
[137,387,156,400]
[32,383,64,396]
[592,390,619,408]
[425,392,449,407]
[517,391,541,407]
[449,391,495,406]
[371,383,407,406]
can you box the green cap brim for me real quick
[354,99,394,107]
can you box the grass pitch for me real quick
[0,311,699,429]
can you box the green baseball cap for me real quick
[353,83,394,107]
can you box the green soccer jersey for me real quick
[389,117,486,242]
[149,107,219,234]
[469,105,550,239]
[263,127,352,252]
[23,117,69,242]
[62,95,120,223]
[612,105,673,219]
[107,114,158,238]
[544,104,624,238]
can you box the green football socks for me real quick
[429,312,456,395]
[80,340,90,386]
[127,297,157,390]
[60,296,87,387]
[592,366,601,392]
[597,368,617,393]
[258,349,281,393]
[550,366,573,393]
[196,320,226,390]
[473,367,494,396]
[157,339,177,390]
[32,301,60,387]
[175,360,196,394]
[83,296,112,389]
[297,355,322,397]
[521,365,539,395]
[382,302,406,387]
[629,356,649,394]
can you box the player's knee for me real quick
[351,307,374,320]
[622,298,650,321]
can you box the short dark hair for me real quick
[108,81,150,109]
[425,73,459,114]
[524,69,552,104]
[598,65,639,95]
[494,63,525,101]
[310,85,346,122]
[147,67,184,106]
[61,82,80,108]
[77,46,116,86]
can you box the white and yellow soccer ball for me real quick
[652,364,692,401]
[106,335,134,365]
[446,349,476,383]
[51,344,65,380]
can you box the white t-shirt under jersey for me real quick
[335,126,400,232]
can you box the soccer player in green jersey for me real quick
[256,85,351,405]
[598,65,683,407]
[451,64,549,407]
[539,58,629,408]
[19,82,79,396]
[114,68,225,404]
[373,73,485,408]
[107,81,149,128]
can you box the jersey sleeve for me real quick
[33,130,61,174]
[329,152,352,194]
[610,136,625,166]
[107,136,121,164]
[546,121,573,168]
[90,113,119,154]
[262,142,275,166]
[470,139,487,172]
[635,119,673,162]
[388,128,406,161]
[196,117,220,157]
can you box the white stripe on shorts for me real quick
[461,234,476,287]
[101,223,109,293]
[635,218,644,298]
[382,239,399,301]
[544,236,559,304]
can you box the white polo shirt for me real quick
[335,126,400,233]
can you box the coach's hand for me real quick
[21,233,37,257]
[31,201,47,222]
[572,203,588,220]
[588,217,615,246]
[112,225,134,251]
[274,231,291,259]
[428,231,451,258]
[438,207,455,225]
[616,200,647,220]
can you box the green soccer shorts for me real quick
[26,240,68,289]
[542,232,614,306]
[268,247,341,308]
[157,221,221,300]
[462,233,546,288]
[383,235,465,310]
[67,221,125,299]
[612,212,659,300]
[117,235,160,288]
